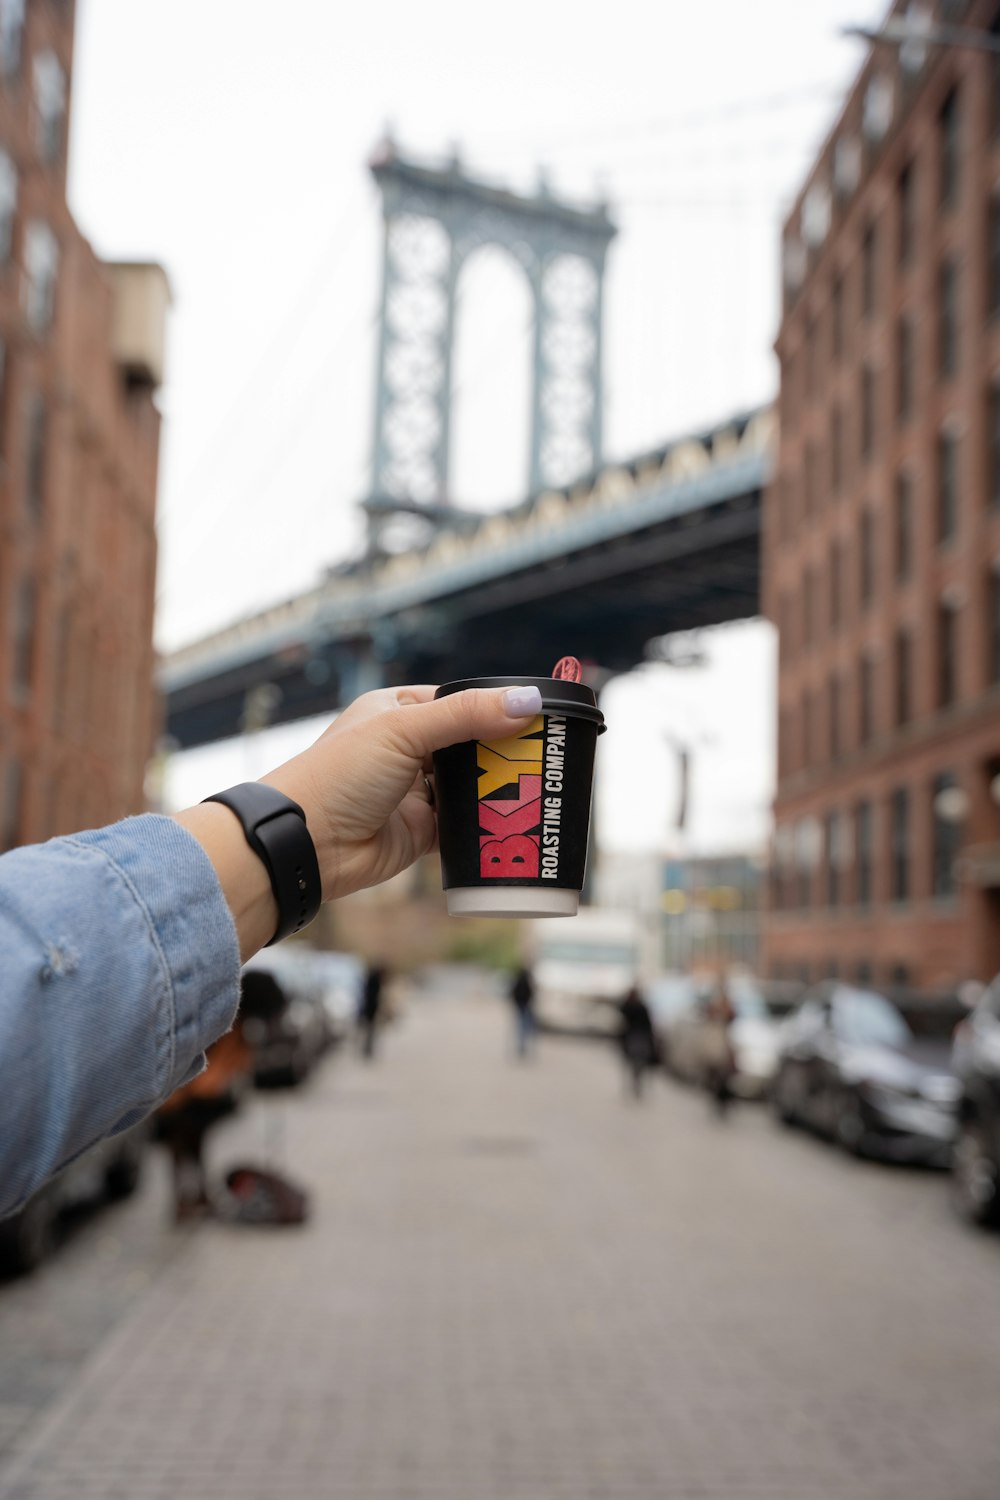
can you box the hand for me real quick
[264,683,543,899]
[177,682,543,960]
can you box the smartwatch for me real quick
[202,782,322,946]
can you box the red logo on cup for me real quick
[552,655,582,682]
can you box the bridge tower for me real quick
[364,138,616,552]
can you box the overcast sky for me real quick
[67,0,884,855]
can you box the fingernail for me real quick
[502,686,542,717]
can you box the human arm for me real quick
[0,682,540,1216]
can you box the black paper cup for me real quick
[432,676,606,917]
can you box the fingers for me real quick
[379,685,544,761]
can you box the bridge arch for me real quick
[365,140,616,551]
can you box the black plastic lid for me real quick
[435,675,606,733]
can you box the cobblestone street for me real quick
[2,983,999,1500]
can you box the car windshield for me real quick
[539,941,636,966]
[727,978,768,1019]
[835,988,912,1049]
[648,978,695,1017]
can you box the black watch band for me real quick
[202,782,322,946]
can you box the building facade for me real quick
[764,0,1000,991]
[0,0,167,849]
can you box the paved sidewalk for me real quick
[2,987,999,1500]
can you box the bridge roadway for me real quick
[163,408,772,748]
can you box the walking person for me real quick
[509,966,537,1060]
[358,963,387,1061]
[618,983,657,1100]
[702,976,737,1117]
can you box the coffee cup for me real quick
[432,675,605,917]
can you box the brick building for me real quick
[0,0,168,849]
[764,0,1000,991]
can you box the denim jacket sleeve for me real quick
[0,813,241,1218]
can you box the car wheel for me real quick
[833,1090,866,1157]
[951,1119,1000,1227]
[105,1140,143,1201]
[771,1068,798,1127]
[0,1192,55,1274]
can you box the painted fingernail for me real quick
[502,686,542,717]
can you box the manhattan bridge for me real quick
[164,141,772,748]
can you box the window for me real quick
[783,353,797,428]
[53,603,71,732]
[0,0,24,78]
[804,691,816,768]
[861,364,876,462]
[803,567,816,648]
[33,51,66,165]
[895,472,914,581]
[826,810,842,907]
[895,628,913,726]
[795,819,818,909]
[862,222,878,319]
[938,600,959,708]
[832,273,844,361]
[940,87,961,210]
[856,800,873,907]
[1,759,21,850]
[932,770,963,898]
[990,386,1000,510]
[778,590,793,663]
[859,652,876,743]
[860,509,875,607]
[804,441,819,518]
[805,316,818,399]
[829,539,842,631]
[778,707,792,779]
[939,259,959,378]
[829,673,842,761]
[898,160,916,268]
[23,222,58,333]
[24,394,46,518]
[990,197,1000,319]
[989,571,1000,686]
[837,989,910,1047]
[11,575,35,701]
[897,315,915,423]
[937,429,959,543]
[0,151,15,264]
[891,787,910,901]
[831,406,843,495]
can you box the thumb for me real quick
[381,685,544,760]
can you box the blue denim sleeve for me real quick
[0,813,241,1217]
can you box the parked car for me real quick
[0,1124,148,1274]
[659,974,780,1097]
[241,952,329,1088]
[306,950,365,1042]
[951,977,1000,1225]
[771,983,959,1164]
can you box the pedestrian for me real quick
[702,976,737,1117]
[358,963,387,1061]
[618,983,657,1100]
[509,966,537,1059]
[0,680,544,1218]
[155,1019,252,1222]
